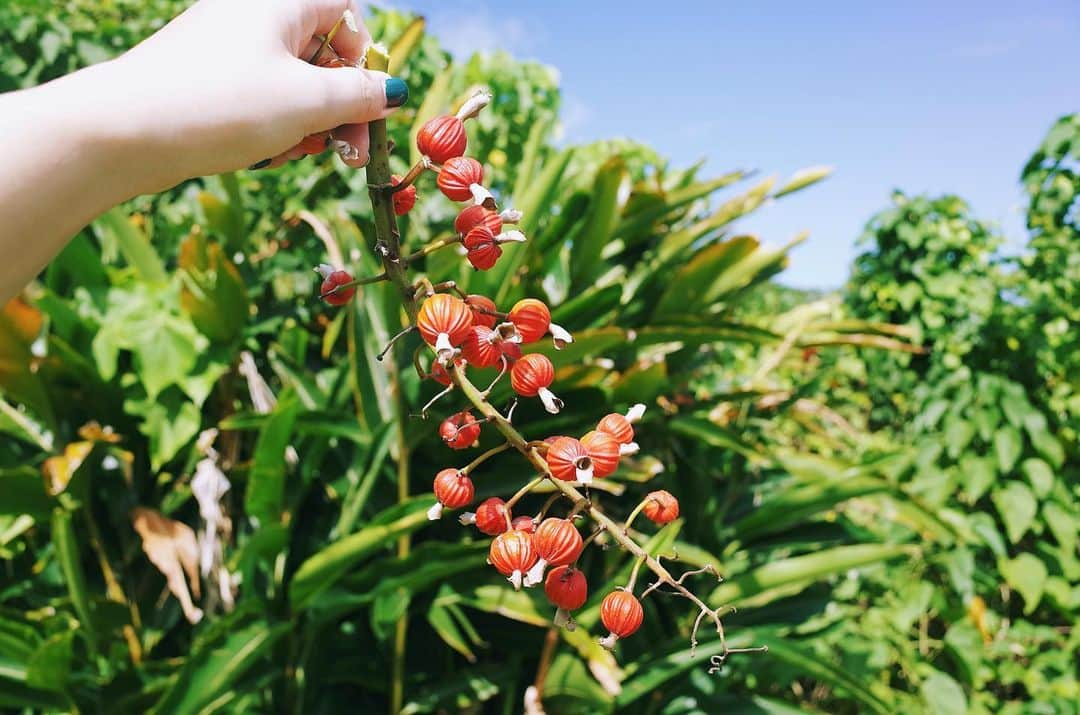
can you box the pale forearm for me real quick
[0,61,155,300]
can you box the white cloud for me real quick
[430,11,532,59]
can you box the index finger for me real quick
[329,2,371,64]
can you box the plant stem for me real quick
[461,443,511,475]
[404,234,461,264]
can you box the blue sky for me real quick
[390,1,1079,288]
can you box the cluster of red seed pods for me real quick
[309,76,710,657]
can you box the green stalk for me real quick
[363,43,415,715]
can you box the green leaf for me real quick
[615,170,747,242]
[244,395,299,527]
[1042,501,1077,555]
[772,165,833,198]
[992,425,1023,473]
[1028,429,1064,469]
[25,631,72,692]
[0,467,52,522]
[151,615,288,715]
[669,416,765,463]
[427,601,476,662]
[708,544,918,609]
[1020,458,1054,498]
[178,233,248,343]
[990,481,1037,543]
[289,497,436,609]
[570,157,628,290]
[999,553,1047,614]
[920,670,967,715]
[730,477,890,541]
[94,208,167,284]
[50,509,96,654]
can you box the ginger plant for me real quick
[316,38,766,667]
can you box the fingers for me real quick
[307,66,407,129]
[291,0,370,63]
[329,124,371,168]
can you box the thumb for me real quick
[306,66,408,128]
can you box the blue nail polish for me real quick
[249,158,272,170]
[385,77,409,107]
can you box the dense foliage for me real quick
[0,3,1075,714]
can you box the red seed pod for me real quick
[596,404,646,455]
[439,411,480,450]
[524,518,583,587]
[545,565,588,611]
[460,325,502,368]
[455,205,502,236]
[429,358,465,386]
[315,265,356,306]
[580,430,620,478]
[463,225,503,270]
[417,294,474,357]
[465,294,498,328]
[511,515,536,533]
[390,175,417,216]
[460,497,509,535]
[428,468,474,520]
[642,490,680,525]
[499,340,523,362]
[437,157,485,202]
[545,436,594,484]
[416,115,467,163]
[511,354,563,413]
[599,590,644,649]
[488,529,538,590]
[508,298,551,343]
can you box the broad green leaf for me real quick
[244,395,299,527]
[51,510,96,654]
[0,467,52,522]
[990,481,1036,543]
[570,157,628,290]
[654,236,758,317]
[427,602,476,662]
[1042,501,1077,555]
[708,544,918,608]
[178,233,248,344]
[615,170,747,242]
[772,165,833,198]
[669,416,766,463]
[289,497,435,609]
[920,670,967,715]
[992,425,1023,473]
[999,553,1047,614]
[94,208,167,284]
[635,323,779,347]
[151,616,288,715]
[387,16,425,76]
[1020,457,1054,498]
[730,477,889,541]
[25,631,72,692]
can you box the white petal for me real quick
[539,387,563,414]
[549,323,574,349]
[598,633,618,650]
[496,230,527,244]
[427,503,444,521]
[435,332,454,358]
[553,608,574,629]
[619,442,640,456]
[314,263,336,279]
[575,464,594,484]
[626,403,646,423]
[523,559,547,587]
[458,512,477,526]
[509,570,523,590]
[470,183,495,207]
[499,208,523,223]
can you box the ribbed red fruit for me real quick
[545,437,593,484]
[461,497,509,536]
[642,490,680,524]
[580,430,620,478]
[524,518,583,587]
[439,411,480,449]
[511,355,561,412]
[600,590,644,647]
[511,515,536,533]
[318,268,356,306]
[463,225,502,270]
[416,115,467,163]
[428,468,474,520]
[417,294,474,356]
[455,205,502,236]
[488,530,538,590]
[437,157,484,202]
[508,298,551,343]
[390,175,417,216]
[465,294,498,329]
[545,565,588,611]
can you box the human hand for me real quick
[101,0,408,190]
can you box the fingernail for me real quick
[248,158,272,170]
[385,77,409,107]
